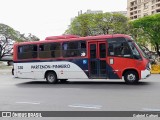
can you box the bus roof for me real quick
[45,35,79,40]
[15,34,131,45]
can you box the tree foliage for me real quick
[0,23,40,59]
[130,14,160,56]
[65,13,129,36]
[0,24,19,41]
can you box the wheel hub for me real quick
[127,74,136,81]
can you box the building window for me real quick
[156,3,160,7]
[134,11,137,14]
[144,3,149,9]
[134,15,138,19]
[134,6,137,9]
[130,12,134,15]
[130,8,133,11]
[131,1,137,6]
[156,9,160,13]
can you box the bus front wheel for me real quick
[46,72,58,84]
[124,71,139,84]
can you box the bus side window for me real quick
[18,45,37,59]
[31,45,38,58]
[63,42,78,57]
[50,43,61,58]
[80,41,86,56]
[63,41,86,57]
[108,44,114,56]
[108,42,132,57]
[39,44,51,58]
[120,43,132,56]
[18,46,23,59]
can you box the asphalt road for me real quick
[0,69,160,119]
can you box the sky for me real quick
[0,0,127,40]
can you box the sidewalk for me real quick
[0,62,12,75]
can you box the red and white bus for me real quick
[13,34,151,84]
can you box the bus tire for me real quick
[124,71,139,84]
[46,72,58,84]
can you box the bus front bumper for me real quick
[141,69,151,79]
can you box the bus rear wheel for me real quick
[46,72,58,84]
[124,71,139,84]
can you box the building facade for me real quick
[127,0,160,20]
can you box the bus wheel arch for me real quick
[122,69,139,84]
[45,70,58,84]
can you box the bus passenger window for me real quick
[18,45,38,59]
[39,44,51,58]
[31,45,37,58]
[39,43,60,58]
[63,41,86,57]
[50,43,60,58]
[80,41,86,56]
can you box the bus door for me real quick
[88,41,107,78]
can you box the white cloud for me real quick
[0,0,127,40]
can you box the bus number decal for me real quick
[18,66,23,69]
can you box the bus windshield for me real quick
[129,37,148,59]
[134,43,148,59]
[128,42,142,60]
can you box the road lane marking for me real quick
[68,104,102,109]
[16,102,40,105]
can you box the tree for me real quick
[0,24,17,59]
[131,14,160,56]
[26,33,40,41]
[65,13,129,36]
[0,24,19,41]
[0,23,40,59]
[66,13,94,36]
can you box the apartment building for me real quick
[127,0,160,20]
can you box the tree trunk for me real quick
[155,42,160,56]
